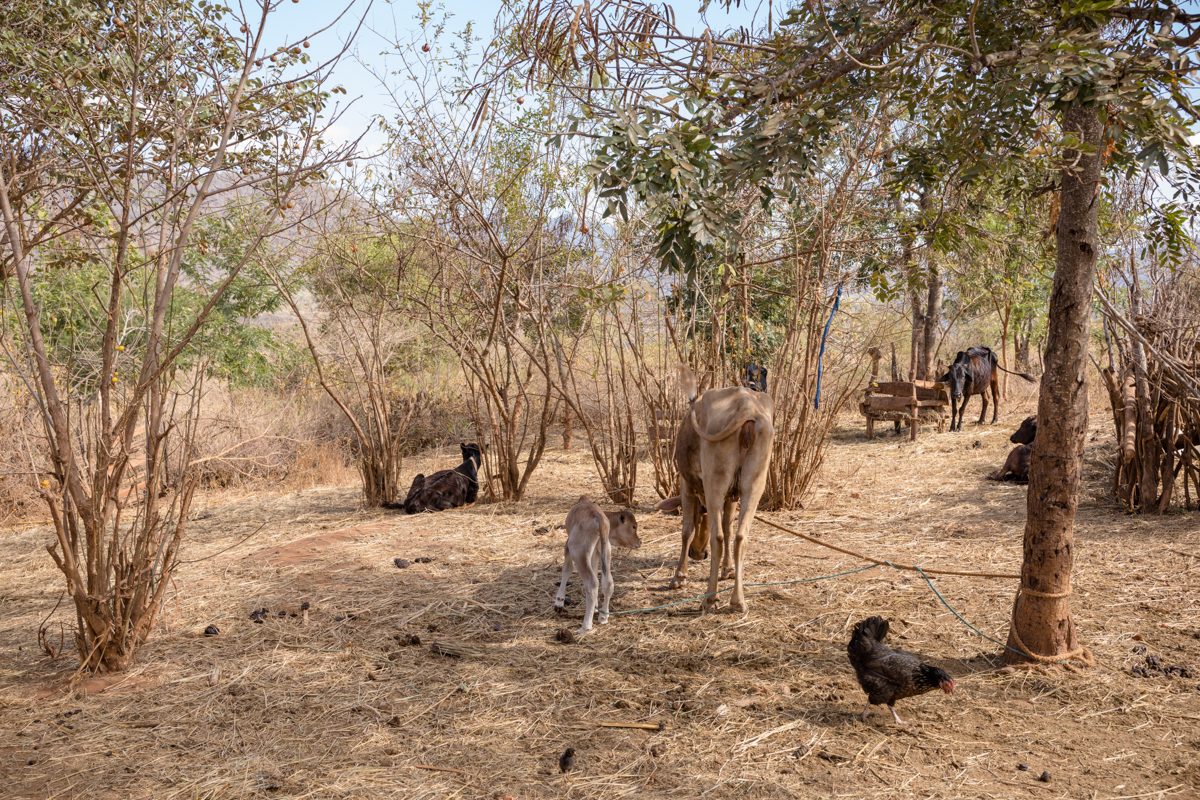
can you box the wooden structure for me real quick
[1097,276,1200,512]
[860,348,950,440]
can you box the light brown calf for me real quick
[555,496,641,635]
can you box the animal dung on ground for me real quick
[1038,771,1052,783]
[414,556,433,564]
[650,743,667,758]
[1130,653,1192,678]
[394,558,410,569]
[555,628,575,644]
[1017,763,1029,771]
[203,624,219,636]
[300,601,311,611]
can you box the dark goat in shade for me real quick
[384,443,482,513]
[990,415,1037,482]
[741,364,768,393]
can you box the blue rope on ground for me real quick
[814,282,844,410]
[913,566,1058,663]
[604,560,1063,664]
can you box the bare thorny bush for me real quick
[592,128,892,511]
[366,43,607,504]
[267,206,431,507]
[0,0,360,671]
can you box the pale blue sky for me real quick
[267,0,767,154]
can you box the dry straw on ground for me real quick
[1,398,1198,799]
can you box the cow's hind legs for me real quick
[718,500,735,580]
[700,483,729,614]
[669,489,700,590]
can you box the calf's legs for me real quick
[554,521,612,636]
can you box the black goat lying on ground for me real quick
[385,443,481,513]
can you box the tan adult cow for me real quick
[668,368,774,613]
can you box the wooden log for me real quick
[865,396,947,412]
[1121,372,1136,462]
[909,381,919,441]
[867,381,947,400]
[867,347,883,381]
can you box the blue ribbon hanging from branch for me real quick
[814,282,844,410]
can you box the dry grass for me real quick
[1,394,1199,799]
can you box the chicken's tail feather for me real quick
[848,615,889,657]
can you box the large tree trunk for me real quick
[998,307,1011,400]
[1003,104,1101,664]
[922,262,943,381]
[1015,314,1032,373]
[910,284,924,381]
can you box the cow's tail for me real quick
[995,364,1037,382]
[691,412,762,444]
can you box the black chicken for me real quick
[847,616,955,725]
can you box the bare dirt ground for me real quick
[2,399,1199,799]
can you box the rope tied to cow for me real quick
[752,515,1020,580]
[754,513,1090,666]
[607,513,1089,667]
[607,563,883,616]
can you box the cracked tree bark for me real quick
[1003,103,1101,664]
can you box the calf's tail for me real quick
[598,514,611,579]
